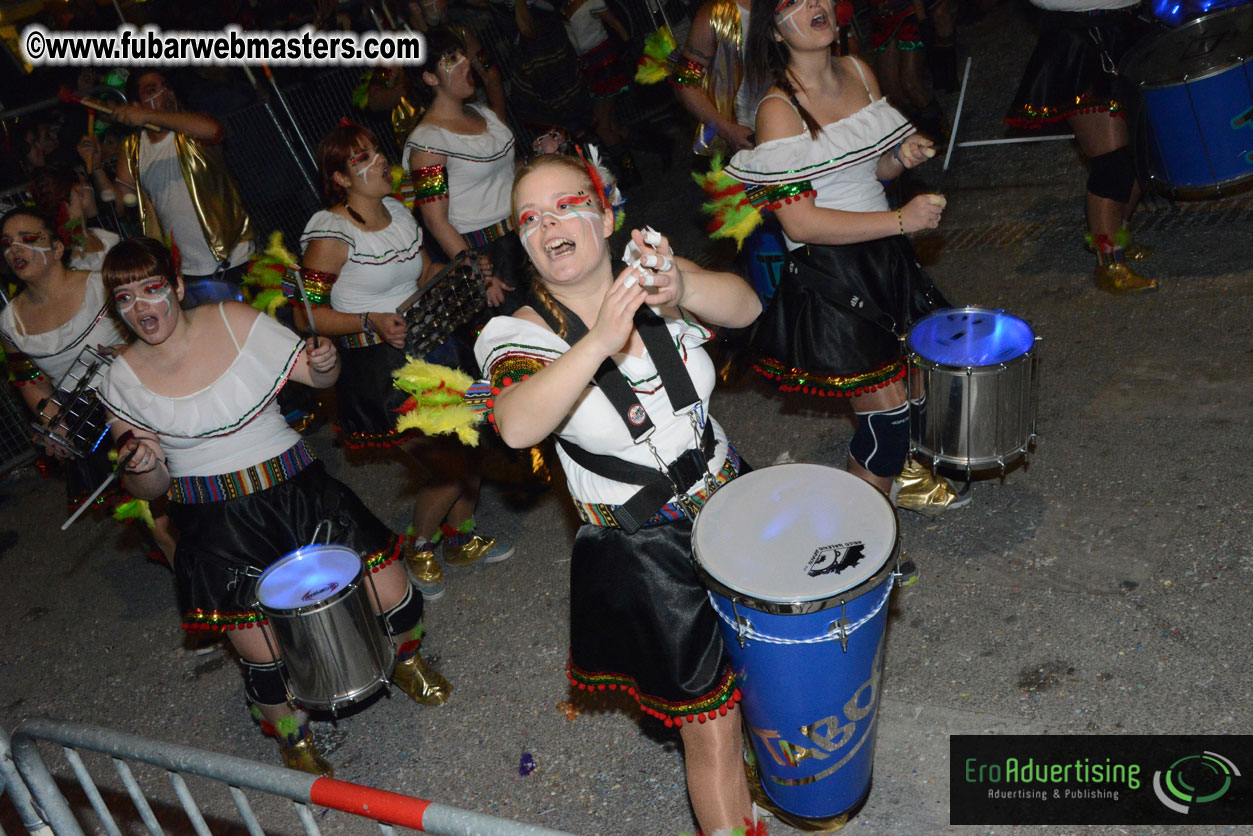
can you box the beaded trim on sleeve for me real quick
[747,181,817,212]
[413,164,449,204]
[668,57,706,88]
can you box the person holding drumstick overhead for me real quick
[474,154,762,835]
[299,122,513,602]
[97,238,451,777]
[724,0,965,511]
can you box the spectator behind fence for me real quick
[501,0,597,143]
[404,27,524,313]
[83,70,256,307]
[27,166,120,272]
[300,122,515,600]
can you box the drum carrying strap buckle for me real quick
[645,437,698,521]
[310,520,335,546]
[828,602,852,652]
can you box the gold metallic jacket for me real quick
[123,132,254,265]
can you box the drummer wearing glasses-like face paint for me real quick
[96,238,451,777]
[475,155,762,836]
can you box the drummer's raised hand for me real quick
[305,336,339,374]
[897,135,937,169]
[899,193,945,233]
[589,265,649,356]
[366,312,407,350]
[631,227,686,308]
[121,435,164,475]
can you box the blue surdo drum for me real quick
[256,545,395,711]
[692,463,900,826]
[1122,6,1253,199]
[906,307,1039,473]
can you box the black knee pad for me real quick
[1087,146,1136,203]
[378,583,424,637]
[849,403,910,478]
[241,659,288,706]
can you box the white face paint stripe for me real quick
[354,152,384,181]
[5,240,54,265]
[520,207,603,261]
[116,283,173,315]
[440,53,467,76]
[777,1,809,33]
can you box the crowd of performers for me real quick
[2,0,1156,831]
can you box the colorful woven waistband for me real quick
[337,330,386,349]
[462,218,515,249]
[168,441,315,504]
[574,445,742,529]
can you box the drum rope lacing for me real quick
[706,573,897,646]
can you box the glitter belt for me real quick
[462,218,515,249]
[168,441,314,504]
[337,330,386,349]
[574,446,742,529]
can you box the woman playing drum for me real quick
[98,238,451,776]
[728,0,963,510]
[0,207,173,559]
[299,122,513,602]
[474,154,762,835]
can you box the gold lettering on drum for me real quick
[746,642,885,785]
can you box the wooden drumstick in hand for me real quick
[58,87,163,132]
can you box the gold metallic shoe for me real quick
[392,653,452,706]
[442,533,515,567]
[1094,263,1157,295]
[893,459,971,515]
[1085,240,1152,262]
[278,735,334,777]
[404,543,446,600]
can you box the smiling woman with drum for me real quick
[721,0,964,511]
[299,122,513,603]
[475,154,762,836]
[97,238,451,776]
[0,207,174,561]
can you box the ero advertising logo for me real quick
[950,735,1253,825]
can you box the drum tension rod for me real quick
[731,599,751,648]
[828,602,852,653]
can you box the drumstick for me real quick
[57,87,163,132]
[292,268,321,348]
[937,57,972,195]
[84,112,95,172]
[61,445,137,530]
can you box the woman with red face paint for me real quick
[97,237,451,776]
[0,207,175,561]
[300,122,514,603]
[728,0,966,512]
[475,154,762,836]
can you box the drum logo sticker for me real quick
[806,542,866,577]
[627,404,647,426]
[302,582,338,601]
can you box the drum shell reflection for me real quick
[907,307,1039,471]
[256,545,395,711]
[692,464,899,821]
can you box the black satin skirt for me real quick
[1005,7,1146,128]
[569,516,736,719]
[336,336,475,447]
[752,236,948,386]
[167,460,403,631]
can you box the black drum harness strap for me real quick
[532,297,719,534]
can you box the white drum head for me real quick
[257,545,363,610]
[692,463,897,603]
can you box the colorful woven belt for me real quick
[168,441,314,504]
[462,217,515,249]
[574,445,742,529]
[337,330,386,349]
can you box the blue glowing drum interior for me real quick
[1121,6,1253,198]
[256,545,394,711]
[692,463,899,822]
[906,307,1038,471]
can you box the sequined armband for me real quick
[488,355,547,392]
[669,58,706,88]
[7,350,45,384]
[282,267,337,308]
[747,181,817,212]
[413,165,449,204]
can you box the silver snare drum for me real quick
[906,307,1039,473]
[255,545,395,712]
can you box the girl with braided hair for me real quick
[727,0,965,511]
[474,154,762,835]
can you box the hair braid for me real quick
[529,276,569,339]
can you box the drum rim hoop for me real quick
[696,546,898,615]
[907,305,1036,368]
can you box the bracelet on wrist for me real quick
[892,142,904,166]
[897,208,905,236]
[360,312,374,335]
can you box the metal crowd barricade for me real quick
[0,383,37,477]
[8,719,579,836]
[1,725,53,836]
